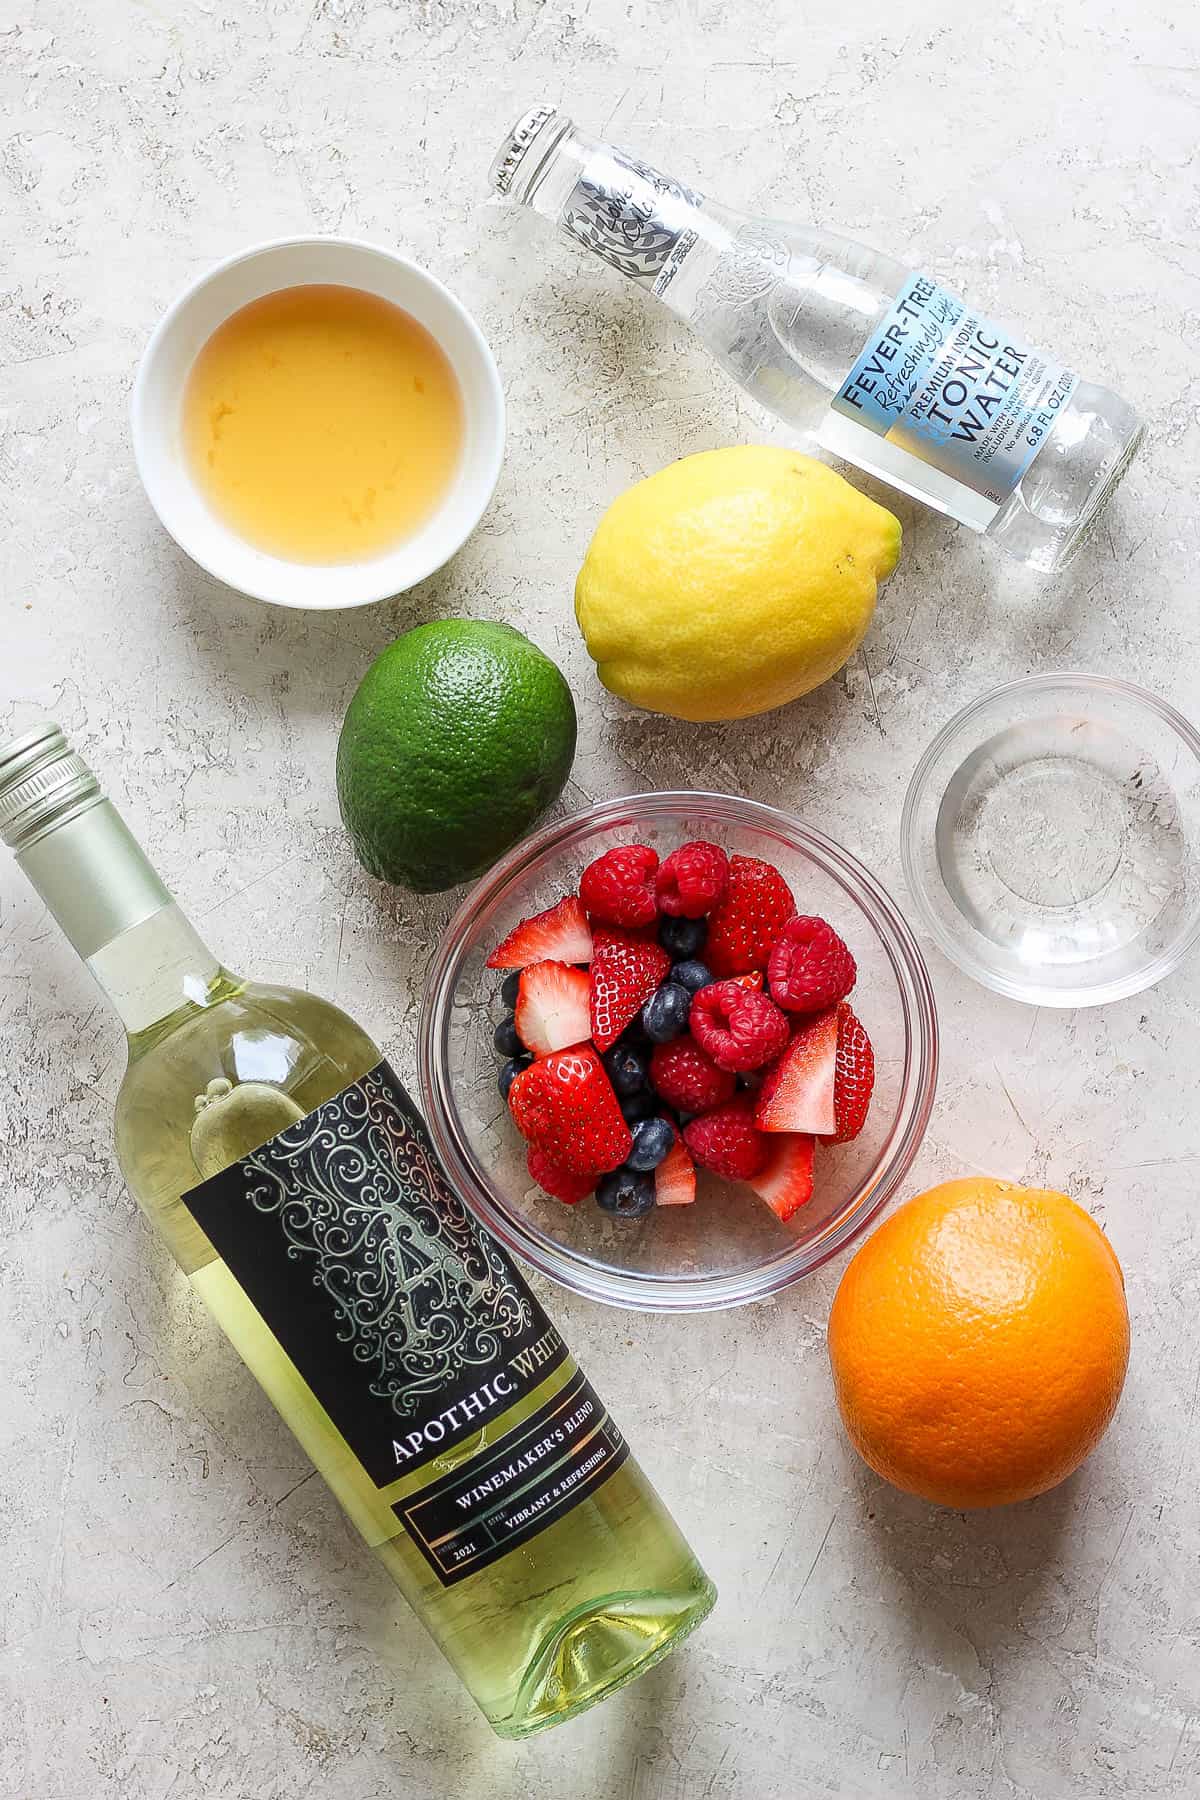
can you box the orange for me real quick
[827,1178,1130,1509]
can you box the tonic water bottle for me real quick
[490,105,1143,572]
[0,724,715,1738]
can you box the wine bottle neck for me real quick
[87,898,225,1038]
[492,106,704,300]
[1,724,224,1036]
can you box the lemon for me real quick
[574,446,901,723]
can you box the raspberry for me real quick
[527,1145,594,1205]
[683,1097,770,1180]
[580,844,659,928]
[689,980,790,1072]
[655,841,729,919]
[648,1037,737,1114]
[768,916,856,1014]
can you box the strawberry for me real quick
[754,1007,838,1135]
[654,1123,696,1206]
[734,970,764,991]
[768,916,856,1013]
[488,894,593,969]
[648,1036,737,1114]
[683,1096,770,1180]
[514,961,591,1057]
[748,1133,815,1221]
[589,926,671,1052]
[527,1144,594,1205]
[509,1046,632,1177]
[755,1002,874,1141]
[689,979,790,1072]
[580,844,659,929]
[704,855,796,978]
[829,1003,875,1143]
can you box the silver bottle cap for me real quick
[490,105,702,293]
[0,721,102,852]
[488,103,562,198]
[1,721,172,955]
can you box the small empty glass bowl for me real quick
[901,673,1200,1007]
[418,792,938,1312]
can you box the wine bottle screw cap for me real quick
[0,722,102,852]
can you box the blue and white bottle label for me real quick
[822,273,1077,530]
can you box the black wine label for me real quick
[181,1060,569,1488]
[397,1366,630,1586]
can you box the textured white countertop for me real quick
[3,3,1200,1796]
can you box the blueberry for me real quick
[499,970,521,1010]
[619,1088,656,1123]
[659,914,707,958]
[498,1055,531,1101]
[626,1117,675,1172]
[596,1167,656,1218]
[493,1015,523,1058]
[671,959,712,995]
[604,1042,649,1096]
[642,981,692,1043]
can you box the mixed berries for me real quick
[486,841,874,1224]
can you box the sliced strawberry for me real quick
[754,1007,838,1135]
[829,1003,875,1143]
[747,1132,815,1221]
[509,1045,632,1177]
[589,926,671,1052]
[734,970,764,991]
[527,1144,594,1205]
[704,855,797,979]
[514,961,591,1057]
[653,1122,696,1207]
[487,894,593,970]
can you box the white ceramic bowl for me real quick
[131,237,505,609]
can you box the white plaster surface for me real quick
[3,2,1200,1795]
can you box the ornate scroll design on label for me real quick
[562,146,703,287]
[237,1067,535,1421]
[184,1061,564,1488]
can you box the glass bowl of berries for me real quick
[418,792,939,1312]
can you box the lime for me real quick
[337,621,576,893]
[575,446,902,723]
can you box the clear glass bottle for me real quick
[0,723,715,1738]
[490,105,1144,573]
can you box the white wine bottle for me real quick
[0,724,715,1738]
